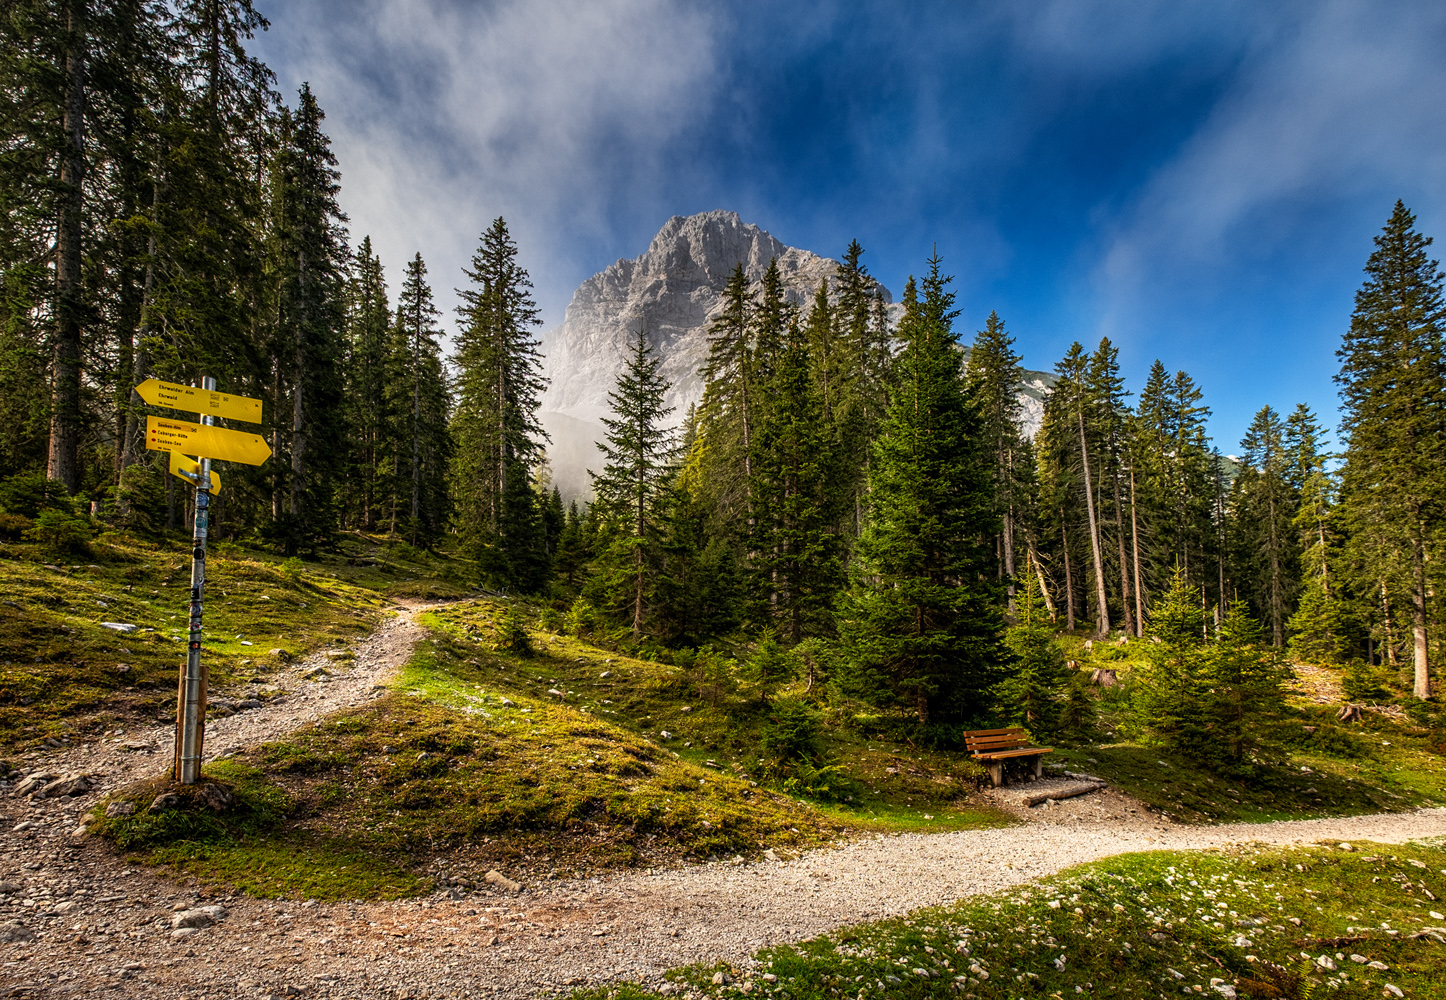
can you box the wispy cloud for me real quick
[1092,1,1446,346]
[259,0,720,324]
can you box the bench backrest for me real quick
[963,727,1031,754]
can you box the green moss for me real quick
[574,839,1446,1000]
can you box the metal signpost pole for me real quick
[174,377,215,784]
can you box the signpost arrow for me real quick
[169,450,221,494]
[136,377,262,424]
[145,416,272,465]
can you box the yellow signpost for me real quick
[169,450,221,494]
[137,376,267,785]
[135,377,263,423]
[145,416,271,466]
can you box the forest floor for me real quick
[2,533,1445,997]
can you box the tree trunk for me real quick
[1076,409,1110,636]
[1061,519,1076,631]
[1130,467,1145,637]
[1027,542,1057,619]
[1112,466,1134,636]
[1410,532,1431,699]
[1267,489,1282,646]
[47,1,87,493]
[1381,581,1399,667]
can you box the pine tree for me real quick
[696,263,757,533]
[590,324,676,635]
[965,311,1025,600]
[341,237,391,529]
[451,218,549,586]
[1234,405,1294,646]
[753,311,841,642]
[836,257,1005,725]
[999,569,1073,737]
[1052,343,1110,636]
[1336,202,1445,700]
[389,253,450,546]
[267,84,348,553]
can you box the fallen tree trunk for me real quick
[1024,781,1107,807]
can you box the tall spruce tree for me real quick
[590,324,676,635]
[389,253,450,546]
[837,257,1005,724]
[451,218,548,587]
[965,311,1026,600]
[1336,202,1446,699]
[341,236,390,529]
[1234,405,1294,646]
[267,84,348,552]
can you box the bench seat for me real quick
[964,727,1054,787]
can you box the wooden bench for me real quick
[964,727,1053,787]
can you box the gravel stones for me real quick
[484,870,523,893]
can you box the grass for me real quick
[572,838,1446,1000]
[0,528,462,752]
[91,596,1014,898]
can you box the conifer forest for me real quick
[2,0,1443,754]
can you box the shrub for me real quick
[0,471,75,518]
[25,509,94,554]
[564,596,599,639]
[493,605,532,656]
[0,512,32,541]
[760,697,825,763]
[114,464,167,535]
[1342,659,1392,703]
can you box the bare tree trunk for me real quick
[47,1,87,493]
[1027,542,1056,619]
[1130,467,1145,637]
[1061,519,1076,631]
[1112,468,1134,636]
[1076,409,1110,636]
[1267,489,1283,646]
[1381,582,1399,667]
[1410,532,1431,699]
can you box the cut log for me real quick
[1023,781,1107,807]
[1090,668,1118,688]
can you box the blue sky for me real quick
[252,0,1446,454]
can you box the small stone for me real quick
[711,971,730,986]
[169,927,200,940]
[100,622,139,633]
[1349,954,1368,964]
[1315,955,1336,971]
[105,800,137,818]
[483,870,522,893]
[1338,842,1354,851]
[1384,986,1403,998]
[149,793,181,813]
[599,670,611,679]
[1368,961,1389,971]
[39,774,93,798]
[12,773,56,796]
[171,909,215,929]
[0,921,35,943]
[0,883,21,895]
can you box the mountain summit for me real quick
[541,210,878,424]
[539,211,887,499]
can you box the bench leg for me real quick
[1033,756,1043,779]
[987,762,1004,788]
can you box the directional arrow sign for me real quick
[168,451,221,494]
[146,416,271,466]
[136,378,262,424]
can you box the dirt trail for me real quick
[3,608,1445,999]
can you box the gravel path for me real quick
[3,609,1445,999]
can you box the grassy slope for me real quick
[96,599,1014,897]
[1054,636,1446,823]
[0,529,468,753]
[6,529,1434,902]
[578,839,1446,1000]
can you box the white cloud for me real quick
[263,0,721,328]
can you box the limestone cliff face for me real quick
[541,210,869,426]
[538,210,1052,502]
